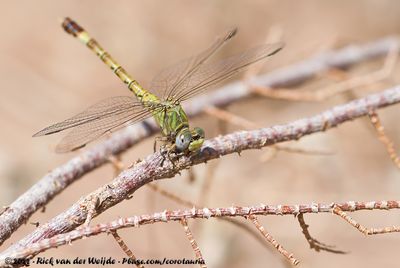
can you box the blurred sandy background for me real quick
[1,0,400,267]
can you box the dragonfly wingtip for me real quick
[32,130,44,137]
[275,42,285,53]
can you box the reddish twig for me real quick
[110,230,144,268]
[180,218,206,268]
[150,180,277,254]
[297,213,346,254]
[333,205,400,235]
[147,181,274,252]
[247,215,299,265]
[368,110,400,169]
[2,200,398,265]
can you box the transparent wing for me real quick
[149,28,237,100]
[173,43,284,102]
[33,96,162,153]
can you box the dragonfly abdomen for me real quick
[62,18,148,101]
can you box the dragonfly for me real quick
[33,18,283,154]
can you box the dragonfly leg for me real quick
[159,143,180,169]
[154,136,169,153]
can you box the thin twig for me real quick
[324,67,350,81]
[253,41,399,101]
[82,195,100,227]
[247,215,299,265]
[275,145,333,156]
[147,181,274,252]
[180,218,206,268]
[110,230,144,268]
[1,36,396,246]
[204,106,258,130]
[368,110,400,169]
[219,217,276,252]
[333,205,400,235]
[147,183,195,208]
[1,200,399,264]
[297,213,346,254]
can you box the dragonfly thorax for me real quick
[153,102,189,136]
[152,102,204,152]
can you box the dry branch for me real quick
[110,230,144,268]
[180,218,206,268]
[333,206,400,235]
[147,179,276,253]
[297,213,346,254]
[1,200,398,266]
[0,36,398,247]
[0,84,400,263]
[253,41,399,101]
[247,215,299,265]
[368,111,400,169]
[204,107,328,159]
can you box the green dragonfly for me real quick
[33,18,283,154]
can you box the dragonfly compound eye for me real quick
[175,131,192,152]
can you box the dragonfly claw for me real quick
[159,144,181,169]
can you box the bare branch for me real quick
[297,213,346,254]
[180,218,206,268]
[253,39,399,102]
[110,230,144,268]
[247,215,299,265]
[1,84,400,260]
[0,37,396,246]
[205,106,336,158]
[148,179,276,253]
[333,206,400,235]
[2,200,398,265]
[368,110,400,169]
[148,181,275,253]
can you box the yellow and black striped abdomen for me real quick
[62,18,148,101]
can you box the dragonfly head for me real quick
[175,127,205,153]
